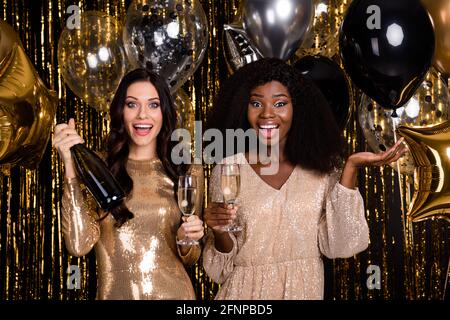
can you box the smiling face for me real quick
[123,81,163,158]
[247,81,293,149]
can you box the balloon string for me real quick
[391,117,407,239]
[392,114,415,298]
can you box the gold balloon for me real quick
[422,0,450,76]
[397,121,450,223]
[296,0,352,58]
[0,20,57,169]
[58,11,128,112]
[0,19,20,58]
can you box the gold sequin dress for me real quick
[61,158,203,300]
[203,153,369,300]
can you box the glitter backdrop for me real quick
[0,0,448,300]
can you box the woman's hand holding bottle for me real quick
[52,118,84,179]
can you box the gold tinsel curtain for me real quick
[0,0,448,300]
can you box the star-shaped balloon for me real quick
[0,20,57,169]
[397,122,450,223]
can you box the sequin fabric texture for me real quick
[61,158,203,300]
[203,153,369,299]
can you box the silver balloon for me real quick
[242,0,314,60]
[123,0,208,93]
[223,23,262,73]
[359,69,450,175]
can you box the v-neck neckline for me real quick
[240,153,297,192]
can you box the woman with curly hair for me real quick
[52,68,204,299]
[203,58,406,299]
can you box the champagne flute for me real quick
[221,164,242,232]
[176,175,199,246]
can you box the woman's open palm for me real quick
[348,137,408,168]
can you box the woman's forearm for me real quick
[213,230,234,253]
[339,162,358,189]
[63,157,77,179]
[61,177,100,256]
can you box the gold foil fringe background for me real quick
[0,0,448,300]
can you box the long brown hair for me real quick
[105,68,182,227]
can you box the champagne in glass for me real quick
[221,174,240,204]
[178,187,196,217]
[221,164,243,232]
[176,175,199,246]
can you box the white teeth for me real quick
[259,124,278,129]
[134,125,153,129]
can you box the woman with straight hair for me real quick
[53,68,204,300]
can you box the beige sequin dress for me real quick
[203,153,369,300]
[61,158,203,300]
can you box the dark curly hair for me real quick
[206,58,345,174]
[105,68,184,227]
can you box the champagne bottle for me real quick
[70,143,125,211]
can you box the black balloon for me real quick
[340,0,435,114]
[294,55,350,130]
